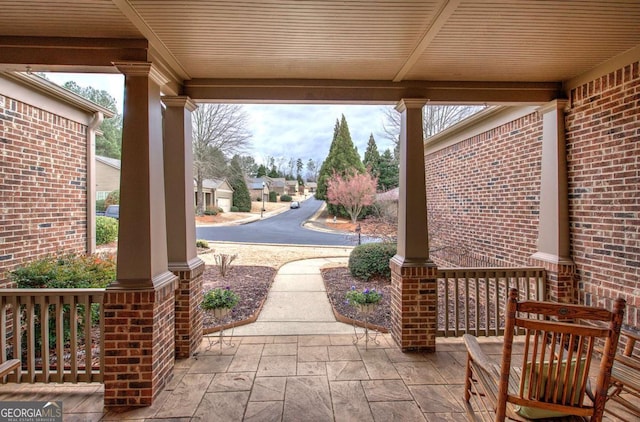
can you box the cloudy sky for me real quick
[45,73,396,165]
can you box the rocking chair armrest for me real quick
[615,354,640,372]
[0,359,20,378]
[463,334,500,379]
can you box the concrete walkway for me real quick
[232,257,362,336]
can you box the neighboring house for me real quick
[268,177,286,196]
[0,72,114,285]
[247,177,271,201]
[96,155,121,200]
[306,182,317,194]
[285,180,298,196]
[194,178,234,212]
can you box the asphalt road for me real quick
[196,197,365,246]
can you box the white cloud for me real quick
[44,73,396,164]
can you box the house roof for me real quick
[96,155,121,170]
[194,178,230,190]
[306,182,317,188]
[2,2,639,103]
[377,187,399,202]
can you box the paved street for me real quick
[196,198,363,246]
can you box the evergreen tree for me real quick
[256,164,267,177]
[378,148,399,191]
[228,155,252,211]
[316,115,365,201]
[362,133,381,182]
[268,165,279,178]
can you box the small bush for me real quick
[204,207,218,216]
[280,194,292,202]
[230,206,239,212]
[10,254,116,289]
[269,191,277,202]
[96,199,106,212]
[348,242,397,280]
[196,239,210,249]
[96,216,118,245]
[256,196,262,201]
[202,287,240,310]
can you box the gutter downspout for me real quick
[87,112,104,254]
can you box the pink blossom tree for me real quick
[327,170,378,224]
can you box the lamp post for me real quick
[261,182,265,218]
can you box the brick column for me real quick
[530,99,575,303]
[390,99,438,352]
[161,96,205,359]
[103,62,178,408]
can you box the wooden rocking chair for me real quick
[463,288,625,421]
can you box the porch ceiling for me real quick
[0,1,639,102]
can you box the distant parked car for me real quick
[290,201,300,209]
[104,205,119,219]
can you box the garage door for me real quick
[217,198,231,212]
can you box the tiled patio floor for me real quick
[0,335,635,421]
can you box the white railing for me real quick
[0,289,105,383]
[437,267,545,337]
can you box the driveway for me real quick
[196,198,361,246]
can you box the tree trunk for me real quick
[196,169,205,215]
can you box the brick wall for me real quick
[0,94,88,286]
[425,112,542,268]
[566,61,640,327]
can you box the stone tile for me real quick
[298,346,329,362]
[297,361,327,376]
[273,335,299,344]
[385,349,428,363]
[235,343,265,355]
[361,379,413,401]
[328,345,361,361]
[155,374,212,418]
[188,354,233,374]
[208,372,255,392]
[101,390,170,420]
[242,336,275,344]
[330,381,374,422]
[64,413,106,422]
[192,391,249,421]
[370,401,427,422]
[283,376,333,422]
[424,352,466,380]
[394,361,446,384]
[250,377,287,401]
[424,412,468,421]
[244,401,284,422]
[228,353,261,372]
[326,361,370,381]
[262,342,298,356]
[363,358,401,380]
[410,385,465,414]
[257,355,297,377]
[298,335,332,346]
[165,369,187,391]
[330,334,356,345]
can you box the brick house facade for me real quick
[425,60,639,329]
[0,73,113,286]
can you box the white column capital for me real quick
[536,99,569,115]
[395,98,428,113]
[161,96,197,112]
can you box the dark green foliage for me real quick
[280,194,292,202]
[96,216,118,245]
[230,206,239,212]
[268,165,279,178]
[363,134,381,182]
[378,149,399,191]
[202,287,240,310]
[348,243,397,280]
[196,239,210,249]
[204,208,218,216]
[96,199,106,212]
[256,196,262,202]
[229,155,252,211]
[316,115,365,200]
[256,164,267,177]
[269,191,277,202]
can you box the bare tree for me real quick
[381,104,486,148]
[193,103,252,214]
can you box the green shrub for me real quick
[196,239,210,249]
[269,191,277,202]
[348,242,397,280]
[96,216,118,245]
[202,287,240,310]
[280,194,292,202]
[204,207,218,216]
[10,253,116,289]
[256,196,262,201]
[230,206,239,212]
[96,199,106,212]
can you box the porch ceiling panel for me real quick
[128,0,441,80]
[0,0,141,39]
[406,0,640,82]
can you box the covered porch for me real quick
[1,0,639,413]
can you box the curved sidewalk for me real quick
[232,257,362,336]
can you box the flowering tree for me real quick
[326,171,377,224]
